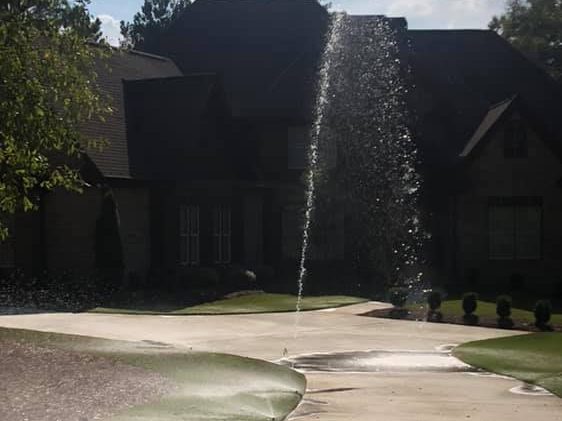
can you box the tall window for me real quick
[489,198,541,260]
[179,205,199,265]
[213,205,231,264]
[288,126,308,170]
[0,218,15,268]
[504,117,527,158]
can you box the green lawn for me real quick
[412,300,562,326]
[454,333,562,398]
[0,327,306,421]
[92,293,367,315]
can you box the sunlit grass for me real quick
[454,333,562,397]
[0,327,306,421]
[92,293,367,315]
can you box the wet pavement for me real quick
[280,349,475,373]
[1,301,561,421]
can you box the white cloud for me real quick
[97,14,122,47]
[334,0,506,29]
[387,0,434,18]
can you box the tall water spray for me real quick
[296,13,423,317]
[296,13,345,316]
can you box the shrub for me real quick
[496,295,512,319]
[427,291,442,311]
[462,292,479,325]
[254,265,276,289]
[225,266,257,292]
[194,267,220,287]
[496,295,514,329]
[181,267,219,289]
[462,292,478,315]
[388,287,409,308]
[426,290,443,322]
[534,300,553,331]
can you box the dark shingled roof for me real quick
[460,97,515,158]
[82,50,182,179]
[124,74,233,180]
[150,0,330,119]
[410,29,562,169]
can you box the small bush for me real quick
[225,267,257,292]
[181,267,219,289]
[496,295,512,318]
[462,292,479,325]
[427,291,442,311]
[534,300,553,331]
[426,290,443,322]
[388,287,409,308]
[496,295,514,329]
[254,265,276,289]
[462,292,478,315]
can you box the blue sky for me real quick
[89,0,507,46]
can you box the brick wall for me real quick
[457,117,562,292]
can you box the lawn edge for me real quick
[90,296,369,316]
[453,334,562,399]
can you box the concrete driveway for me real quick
[1,302,561,420]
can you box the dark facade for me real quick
[410,30,562,293]
[2,0,561,296]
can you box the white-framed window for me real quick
[179,205,199,265]
[213,205,231,264]
[0,218,15,268]
[288,126,308,170]
[489,198,541,260]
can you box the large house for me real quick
[1,0,561,295]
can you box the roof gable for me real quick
[151,0,330,119]
[82,50,182,179]
[124,74,232,180]
[410,30,562,168]
[460,96,516,158]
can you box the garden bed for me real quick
[362,300,562,332]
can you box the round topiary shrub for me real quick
[426,290,443,322]
[388,287,408,308]
[496,295,512,318]
[496,295,514,329]
[534,300,553,331]
[427,291,442,311]
[462,292,478,315]
[388,287,409,319]
[462,292,479,325]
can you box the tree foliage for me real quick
[120,0,191,51]
[0,0,112,239]
[490,0,562,81]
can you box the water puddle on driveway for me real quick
[280,349,475,373]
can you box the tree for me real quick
[0,0,112,239]
[120,0,191,51]
[490,0,562,82]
